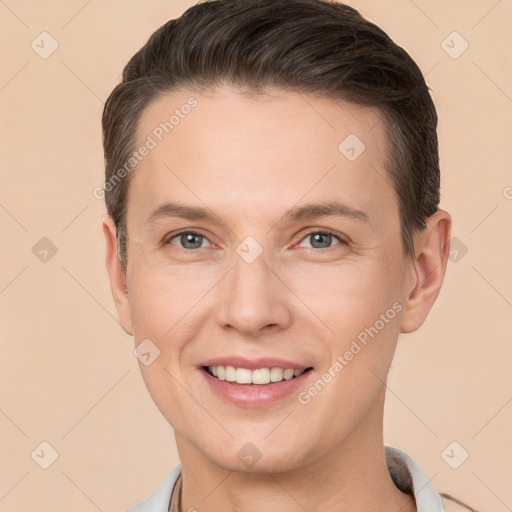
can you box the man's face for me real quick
[117,86,418,472]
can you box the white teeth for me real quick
[235,367,252,384]
[283,369,294,380]
[270,367,284,382]
[225,366,236,382]
[207,365,308,384]
[252,368,271,384]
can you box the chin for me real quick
[199,434,311,475]
[212,451,306,475]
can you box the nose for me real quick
[214,250,293,337]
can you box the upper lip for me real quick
[200,356,311,370]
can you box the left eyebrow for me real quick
[282,200,370,224]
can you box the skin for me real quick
[103,85,451,512]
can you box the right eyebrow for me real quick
[145,202,220,226]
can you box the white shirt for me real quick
[126,446,446,512]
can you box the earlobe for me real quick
[400,209,451,334]
[102,214,134,336]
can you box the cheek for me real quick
[285,258,405,397]
[284,258,403,338]
[128,258,215,336]
[128,266,204,427]
[137,358,197,436]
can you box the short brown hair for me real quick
[102,0,440,270]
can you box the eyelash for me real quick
[164,229,347,251]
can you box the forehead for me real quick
[129,85,396,229]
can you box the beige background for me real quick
[1,0,511,510]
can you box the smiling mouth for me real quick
[203,365,313,385]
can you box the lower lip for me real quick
[201,368,313,407]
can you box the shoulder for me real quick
[125,464,182,512]
[441,494,478,512]
[384,447,479,512]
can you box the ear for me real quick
[102,214,134,336]
[400,209,452,333]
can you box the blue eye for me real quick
[168,232,209,250]
[297,230,344,249]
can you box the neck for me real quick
[174,387,416,512]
